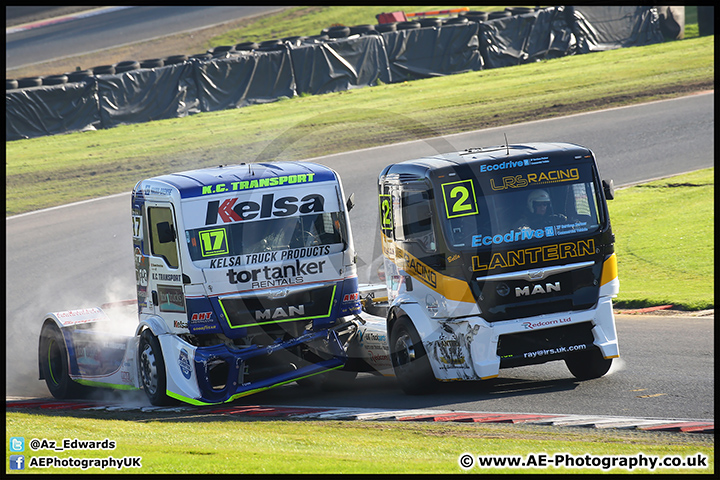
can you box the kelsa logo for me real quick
[205,193,325,224]
[490,168,579,191]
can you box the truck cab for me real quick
[376,143,619,393]
[40,162,361,406]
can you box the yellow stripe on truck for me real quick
[600,253,618,286]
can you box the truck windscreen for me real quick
[439,163,603,251]
[186,211,347,262]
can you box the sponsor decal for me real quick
[191,312,213,322]
[201,173,316,195]
[490,168,579,191]
[152,273,182,282]
[478,156,549,172]
[206,246,330,267]
[343,292,359,303]
[143,185,173,196]
[357,329,387,347]
[472,227,556,247]
[173,319,188,329]
[472,239,595,272]
[395,245,437,288]
[522,317,572,330]
[515,282,561,297]
[205,193,325,224]
[178,348,192,379]
[157,285,186,312]
[225,259,326,288]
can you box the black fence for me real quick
[6,6,667,141]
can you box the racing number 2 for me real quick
[379,194,393,230]
[441,180,478,218]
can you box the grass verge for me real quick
[609,168,714,310]
[6,412,714,474]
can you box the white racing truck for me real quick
[39,162,364,405]
[351,142,620,393]
[39,142,620,405]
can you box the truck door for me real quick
[146,203,187,331]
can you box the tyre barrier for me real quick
[7,6,669,138]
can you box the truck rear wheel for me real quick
[565,349,613,380]
[39,322,86,399]
[138,330,173,405]
[390,316,437,394]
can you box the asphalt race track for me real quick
[6,92,714,432]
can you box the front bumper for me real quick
[160,327,349,405]
[422,297,619,381]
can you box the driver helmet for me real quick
[527,189,551,213]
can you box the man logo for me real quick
[255,305,305,320]
[515,282,561,297]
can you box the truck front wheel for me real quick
[138,330,173,405]
[565,349,613,380]
[39,322,86,399]
[390,316,438,394]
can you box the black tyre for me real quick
[210,45,235,55]
[235,41,259,51]
[326,25,350,38]
[138,330,173,405]
[42,74,68,86]
[17,76,43,88]
[115,60,140,73]
[565,349,613,380]
[374,23,397,33]
[39,322,86,398]
[92,64,115,75]
[397,21,421,30]
[443,16,469,25]
[349,24,375,35]
[140,58,164,68]
[163,54,188,65]
[7,79,19,90]
[390,316,437,394]
[418,18,442,28]
[66,70,93,83]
